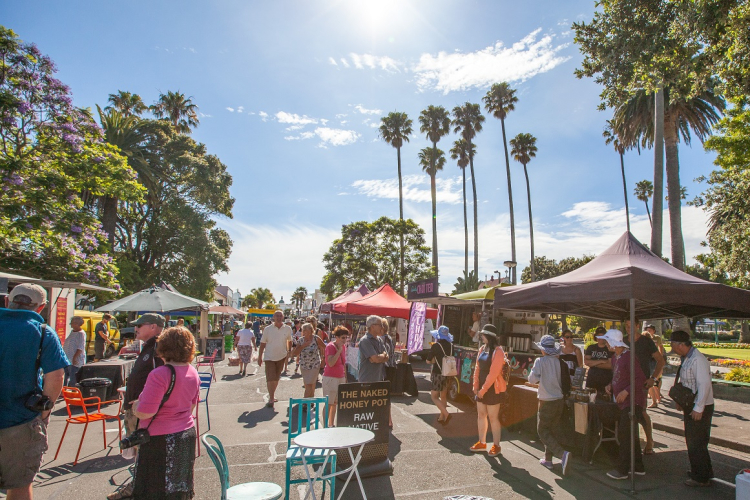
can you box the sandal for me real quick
[107,481,134,500]
[644,447,655,455]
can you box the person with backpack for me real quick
[426,325,454,425]
[528,334,572,475]
[469,324,508,457]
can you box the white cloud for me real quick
[354,104,382,115]
[320,118,329,125]
[226,107,235,112]
[335,113,348,119]
[413,29,570,93]
[300,131,316,140]
[285,125,304,131]
[328,57,338,66]
[284,127,361,147]
[258,111,269,121]
[348,53,402,72]
[340,58,350,68]
[237,106,244,113]
[275,111,318,125]
[352,174,463,204]
[340,120,348,125]
[199,112,212,118]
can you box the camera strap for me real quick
[33,323,46,391]
[143,364,176,431]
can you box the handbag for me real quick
[669,364,696,410]
[437,342,457,377]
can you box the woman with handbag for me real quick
[426,325,454,425]
[289,322,326,399]
[131,326,200,499]
[470,324,507,457]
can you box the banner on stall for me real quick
[407,301,426,355]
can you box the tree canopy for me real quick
[520,255,595,284]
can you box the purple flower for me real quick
[70,225,83,234]
[17,102,32,114]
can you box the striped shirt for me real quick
[679,347,714,413]
[63,330,86,367]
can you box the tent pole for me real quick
[629,299,636,494]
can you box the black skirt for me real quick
[479,386,506,406]
[133,426,196,500]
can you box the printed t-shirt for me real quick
[260,324,293,362]
[235,328,255,346]
[584,343,612,389]
[324,342,346,378]
[137,364,200,436]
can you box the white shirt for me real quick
[63,329,86,367]
[235,328,255,347]
[680,347,714,413]
[471,321,481,343]
[260,324,293,361]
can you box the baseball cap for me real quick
[131,313,166,327]
[8,283,47,306]
[670,330,691,343]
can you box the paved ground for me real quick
[4,359,749,500]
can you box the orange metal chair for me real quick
[54,386,123,465]
[195,349,218,381]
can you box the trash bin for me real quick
[78,378,112,402]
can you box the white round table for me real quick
[293,427,374,500]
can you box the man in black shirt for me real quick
[585,326,612,391]
[108,313,165,500]
[94,314,113,361]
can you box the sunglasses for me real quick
[563,336,573,340]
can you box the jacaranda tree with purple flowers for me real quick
[0,26,144,288]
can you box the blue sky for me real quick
[3,1,717,301]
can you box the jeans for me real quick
[684,404,714,482]
[617,405,644,474]
[63,365,80,388]
[537,399,565,460]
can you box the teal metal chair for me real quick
[285,397,335,500]
[202,434,283,500]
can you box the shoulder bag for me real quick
[437,342,457,377]
[120,364,176,450]
[668,363,696,411]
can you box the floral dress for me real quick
[299,336,322,370]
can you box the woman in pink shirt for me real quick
[132,326,200,499]
[322,326,350,426]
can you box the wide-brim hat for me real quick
[430,325,454,342]
[597,329,628,348]
[479,323,498,339]
[535,334,561,355]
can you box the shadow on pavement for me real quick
[237,407,277,429]
[492,453,555,499]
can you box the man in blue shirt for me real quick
[0,283,69,498]
[252,318,261,345]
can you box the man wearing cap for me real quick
[584,326,613,392]
[358,315,389,384]
[599,329,647,480]
[0,284,69,500]
[109,313,165,500]
[257,310,293,409]
[670,330,714,487]
[527,335,572,475]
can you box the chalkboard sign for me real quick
[336,381,392,476]
[204,337,224,361]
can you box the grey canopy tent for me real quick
[95,285,208,313]
[492,231,750,491]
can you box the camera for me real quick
[120,428,151,450]
[25,391,54,413]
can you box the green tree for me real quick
[105,90,148,117]
[634,179,654,226]
[151,90,200,134]
[603,119,631,231]
[452,103,484,278]
[510,133,538,282]
[292,286,308,313]
[418,105,451,277]
[452,270,479,294]
[0,27,144,289]
[418,145,446,278]
[483,82,519,283]
[379,111,413,294]
[450,139,475,279]
[243,287,275,309]
[321,217,432,299]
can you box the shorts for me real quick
[94,339,105,359]
[477,387,506,406]
[431,372,448,392]
[0,417,48,489]
[322,376,346,403]
[264,358,286,382]
[301,366,320,385]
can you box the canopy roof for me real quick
[245,308,275,316]
[0,271,117,293]
[333,284,438,320]
[319,284,370,312]
[96,285,208,313]
[208,305,245,316]
[454,283,511,301]
[493,232,750,320]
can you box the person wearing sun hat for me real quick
[598,328,647,481]
[426,325,454,425]
[469,324,507,457]
[528,334,572,475]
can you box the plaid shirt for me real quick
[679,347,714,413]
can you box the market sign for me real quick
[54,297,67,343]
[407,302,426,355]
[406,277,438,301]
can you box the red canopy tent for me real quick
[332,284,438,320]
[319,284,370,313]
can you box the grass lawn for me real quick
[696,347,750,361]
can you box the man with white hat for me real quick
[528,335,572,475]
[599,329,647,480]
[0,283,69,499]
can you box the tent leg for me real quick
[629,299,636,494]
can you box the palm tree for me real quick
[603,119,631,232]
[634,180,654,227]
[418,147,446,275]
[418,105,451,278]
[450,139,475,278]
[246,287,275,309]
[379,111,413,294]
[151,91,200,134]
[451,103,485,278]
[483,82,519,284]
[105,90,148,117]
[292,286,308,315]
[615,84,724,270]
[510,133,538,282]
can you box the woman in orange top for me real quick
[470,324,508,457]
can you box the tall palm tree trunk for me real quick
[468,143,479,278]
[397,146,405,294]
[501,118,517,284]
[523,164,535,282]
[462,167,469,278]
[431,142,439,277]
[651,87,665,257]
[644,201,652,226]
[664,118,685,270]
[620,152,630,232]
